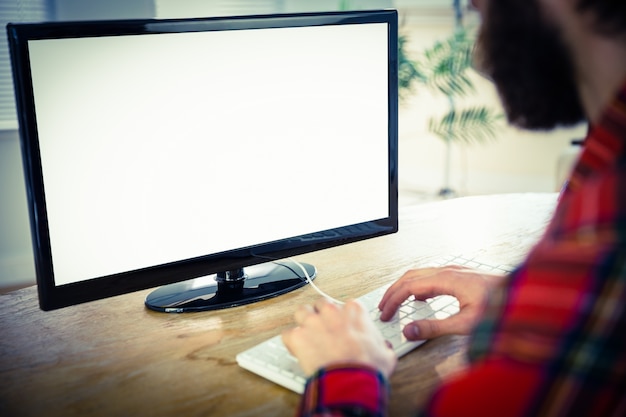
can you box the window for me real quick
[0,0,51,130]
[155,0,285,18]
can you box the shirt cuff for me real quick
[297,364,389,417]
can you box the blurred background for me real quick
[0,0,586,292]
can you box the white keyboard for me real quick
[236,255,515,393]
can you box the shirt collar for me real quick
[562,79,626,196]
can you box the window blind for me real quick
[155,0,286,19]
[0,0,51,130]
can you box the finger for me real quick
[380,265,472,307]
[378,293,406,322]
[378,282,422,321]
[403,310,479,340]
[281,327,302,357]
[343,299,368,329]
[294,304,315,325]
[313,297,338,316]
[378,269,459,321]
[377,269,434,312]
[343,299,365,317]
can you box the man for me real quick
[282,0,626,416]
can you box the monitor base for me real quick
[144,261,316,313]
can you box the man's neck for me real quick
[574,37,626,124]
[545,0,626,123]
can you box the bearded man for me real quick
[282,0,626,416]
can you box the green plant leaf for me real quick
[418,27,477,98]
[428,106,504,144]
[401,25,502,144]
[398,34,425,100]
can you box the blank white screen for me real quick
[28,23,390,285]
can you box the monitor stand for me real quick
[144,260,316,313]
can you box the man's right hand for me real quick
[378,265,507,340]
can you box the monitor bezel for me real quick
[8,9,399,311]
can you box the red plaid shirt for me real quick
[296,82,626,417]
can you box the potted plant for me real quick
[402,2,502,196]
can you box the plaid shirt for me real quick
[296,82,626,417]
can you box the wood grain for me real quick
[0,193,557,417]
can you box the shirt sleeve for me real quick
[420,358,545,417]
[296,364,389,417]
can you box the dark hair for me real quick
[577,0,626,35]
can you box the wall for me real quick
[54,0,155,20]
[154,0,391,17]
[0,130,34,290]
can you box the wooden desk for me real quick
[0,193,557,417]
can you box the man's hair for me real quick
[577,0,626,35]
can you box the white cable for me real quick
[288,258,345,305]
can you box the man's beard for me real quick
[474,0,586,130]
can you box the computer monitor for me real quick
[8,9,398,312]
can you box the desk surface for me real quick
[0,193,557,417]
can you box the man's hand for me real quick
[378,265,505,340]
[282,298,397,378]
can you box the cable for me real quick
[286,257,345,306]
[252,253,344,305]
